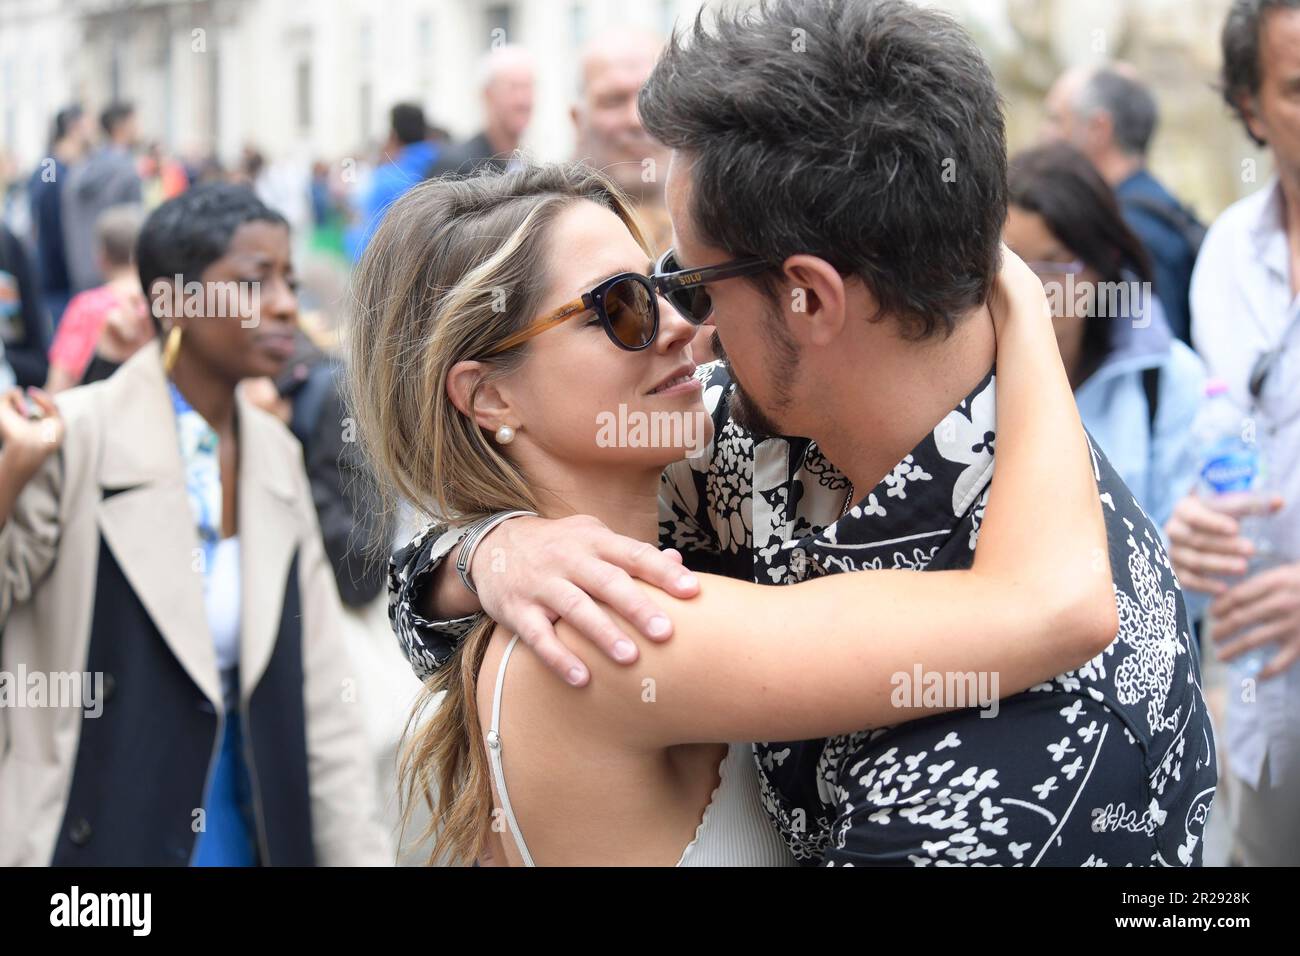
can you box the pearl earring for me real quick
[495,424,516,445]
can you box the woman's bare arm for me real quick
[562,249,1117,747]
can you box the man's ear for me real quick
[781,255,848,347]
[447,360,514,432]
[1086,109,1115,154]
[1238,94,1268,146]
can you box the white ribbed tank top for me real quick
[485,636,795,866]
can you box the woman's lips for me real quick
[648,374,703,397]
[257,334,296,359]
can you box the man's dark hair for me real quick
[1221,0,1300,145]
[137,182,287,328]
[1077,68,1159,156]
[391,102,428,146]
[52,105,83,144]
[638,0,1007,340]
[100,101,135,137]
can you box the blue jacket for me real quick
[1074,292,1205,531]
[345,140,439,262]
[27,159,71,295]
[1115,169,1199,347]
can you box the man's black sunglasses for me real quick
[653,249,770,325]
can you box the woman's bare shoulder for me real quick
[474,623,603,746]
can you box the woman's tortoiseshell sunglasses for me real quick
[486,249,769,355]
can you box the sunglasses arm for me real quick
[485,297,591,356]
[653,256,770,295]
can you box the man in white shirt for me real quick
[1166,0,1300,866]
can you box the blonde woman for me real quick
[345,163,1124,867]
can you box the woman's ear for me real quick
[150,278,183,332]
[446,360,515,431]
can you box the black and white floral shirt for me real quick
[390,361,1218,866]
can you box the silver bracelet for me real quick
[455,510,539,596]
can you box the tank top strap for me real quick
[486,635,536,866]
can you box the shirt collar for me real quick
[168,380,220,466]
[1115,168,1152,195]
[1249,178,1290,280]
[799,365,997,557]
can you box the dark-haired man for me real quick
[62,102,142,294]
[424,45,534,181]
[346,102,439,262]
[392,0,1216,866]
[27,105,90,324]
[1165,0,1300,867]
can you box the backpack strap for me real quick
[1141,366,1162,439]
[1123,194,1208,257]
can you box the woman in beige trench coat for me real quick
[0,183,389,866]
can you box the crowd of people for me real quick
[0,0,1296,868]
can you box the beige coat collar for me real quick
[95,341,301,710]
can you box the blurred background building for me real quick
[1,0,687,170]
[0,0,1269,222]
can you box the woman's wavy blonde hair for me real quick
[345,162,651,865]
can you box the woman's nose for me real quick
[655,294,697,352]
[265,275,299,322]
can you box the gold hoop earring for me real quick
[162,325,183,374]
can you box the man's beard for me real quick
[711,321,799,438]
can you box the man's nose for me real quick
[623,96,642,131]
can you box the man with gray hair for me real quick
[1043,64,1202,346]
[426,45,534,179]
[570,29,672,243]
[569,29,708,355]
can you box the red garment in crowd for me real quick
[48,284,146,382]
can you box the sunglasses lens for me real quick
[670,286,712,324]
[661,253,712,324]
[605,278,656,349]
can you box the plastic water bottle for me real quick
[1194,379,1275,678]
